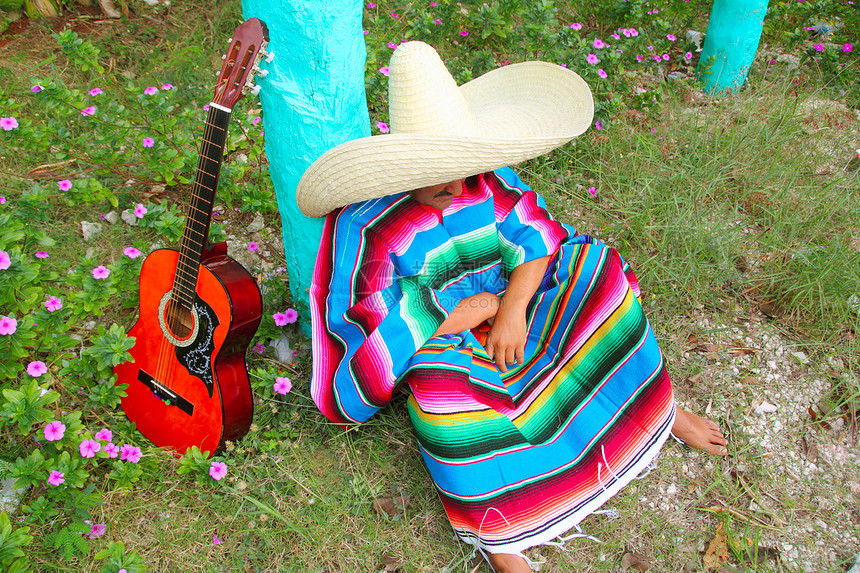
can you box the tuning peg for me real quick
[227,37,233,43]
[256,69,269,78]
[264,51,275,63]
[221,54,226,60]
[250,85,261,96]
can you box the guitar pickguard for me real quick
[174,297,220,399]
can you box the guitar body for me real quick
[114,244,262,455]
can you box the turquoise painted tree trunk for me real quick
[240,0,370,335]
[698,0,769,95]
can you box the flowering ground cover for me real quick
[0,0,857,571]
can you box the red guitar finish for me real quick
[113,18,270,456]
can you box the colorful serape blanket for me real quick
[309,168,675,554]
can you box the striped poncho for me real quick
[309,168,675,555]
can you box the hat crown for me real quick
[388,42,479,136]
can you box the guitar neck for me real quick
[172,103,232,309]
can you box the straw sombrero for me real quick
[295,41,594,217]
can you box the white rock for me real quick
[666,483,677,495]
[81,221,103,241]
[104,211,119,224]
[754,400,778,415]
[121,209,139,226]
[247,212,266,233]
[268,334,293,363]
[791,351,810,364]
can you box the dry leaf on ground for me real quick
[372,492,409,517]
[703,522,729,571]
[621,551,653,571]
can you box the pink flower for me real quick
[434,18,442,24]
[569,23,582,30]
[88,523,106,539]
[814,44,824,52]
[123,246,142,259]
[367,2,375,7]
[667,34,676,41]
[44,421,66,442]
[92,266,110,279]
[252,116,261,126]
[844,44,854,53]
[621,28,631,37]
[0,196,5,204]
[252,342,265,354]
[283,308,298,323]
[45,296,63,312]
[273,312,288,326]
[213,534,223,545]
[142,137,154,147]
[390,11,399,18]
[0,251,9,270]
[595,120,603,130]
[247,241,259,252]
[81,106,95,116]
[587,187,597,197]
[611,33,620,40]
[79,439,101,458]
[35,251,48,259]
[209,461,227,480]
[274,376,292,395]
[203,104,210,111]
[685,51,693,59]
[460,30,469,37]
[593,39,605,49]
[144,86,158,95]
[586,54,599,65]
[27,361,47,377]
[95,428,113,442]
[48,470,65,486]
[430,1,437,5]
[104,443,120,458]
[58,179,72,192]
[387,42,397,49]
[120,444,142,463]
[597,69,608,79]
[662,54,670,61]
[378,66,390,76]
[629,28,639,37]
[31,85,44,92]
[88,88,103,96]
[161,83,173,90]
[376,121,390,133]
[0,117,18,130]
[134,203,147,218]
[0,316,16,335]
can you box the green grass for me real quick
[1,0,858,571]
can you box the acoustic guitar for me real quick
[114,18,270,456]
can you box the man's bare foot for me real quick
[486,552,530,573]
[672,407,728,455]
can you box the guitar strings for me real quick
[153,43,248,407]
[155,105,222,395]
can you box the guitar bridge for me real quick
[138,370,195,416]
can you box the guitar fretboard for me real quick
[172,104,231,311]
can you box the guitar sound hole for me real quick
[165,301,195,339]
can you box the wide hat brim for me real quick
[296,58,594,217]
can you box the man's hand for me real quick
[484,306,527,373]
[484,255,552,373]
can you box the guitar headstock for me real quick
[213,18,272,108]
